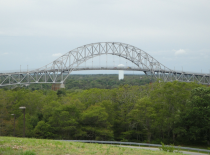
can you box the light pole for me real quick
[11,114,15,137]
[19,107,26,137]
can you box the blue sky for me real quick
[0,0,210,74]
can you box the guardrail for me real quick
[62,140,210,154]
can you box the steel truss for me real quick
[0,42,210,86]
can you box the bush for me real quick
[159,142,175,152]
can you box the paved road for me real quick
[118,145,208,155]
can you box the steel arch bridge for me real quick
[0,42,210,87]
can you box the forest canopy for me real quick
[0,75,210,146]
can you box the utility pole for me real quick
[19,107,26,137]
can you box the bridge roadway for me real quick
[1,66,210,87]
[0,67,209,77]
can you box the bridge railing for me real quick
[0,66,168,74]
[61,140,210,153]
[73,66,150,70]
[173,70,210,75]
[0,68,37,74]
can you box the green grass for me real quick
[0,137,184,155]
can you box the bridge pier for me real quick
[51,83,65,91]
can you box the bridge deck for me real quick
[1,67,209,77]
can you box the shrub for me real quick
[159,142,175,152]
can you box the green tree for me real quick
[81,104,113,140]
[150,81,201,143]
[48,104,79,139]
[129,97,156,142]
[181,87,210,145]
[34,121,54,139]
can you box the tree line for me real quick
[1,74,151,91]
[0,80,209,146]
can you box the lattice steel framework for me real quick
[0,42,210,86]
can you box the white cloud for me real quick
[0,52,9,55]
[174,49,187,56]
[52,53,62,57]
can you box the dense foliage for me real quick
[0,79,209,146]
[64,74,151,90]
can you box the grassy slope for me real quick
[0,137,183,155]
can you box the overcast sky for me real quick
[0,0,210,74]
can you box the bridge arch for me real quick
[1,42,209,86]
[36,42,171,83]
